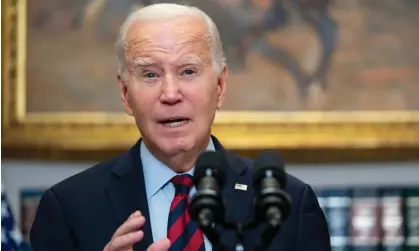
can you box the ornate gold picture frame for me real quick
[2,0,419,161]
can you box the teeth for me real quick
[164,121,185,127]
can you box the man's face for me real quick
[118,15,227,157]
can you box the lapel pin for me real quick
[234,183,248,191]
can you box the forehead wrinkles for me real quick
[124,19,213,64]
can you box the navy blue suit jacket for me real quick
[30,137,330,251]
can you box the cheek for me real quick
[127,86,153,117]
[185,82,219,113]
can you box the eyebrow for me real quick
[181,57,202,66]
[132,56,204,68]
[133,58,156,67]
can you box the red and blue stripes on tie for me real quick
[167,174,205,251]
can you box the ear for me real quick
[117,71,134,116]
[216,64,228,109]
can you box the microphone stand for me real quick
[253,213,283,251]
[200,224,227,251]
[189,155,292,251]
[196,211,284,251]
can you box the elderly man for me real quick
[30,3,330,251]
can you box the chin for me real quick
[160,135,196,154]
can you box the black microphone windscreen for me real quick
[193,151,228,186]
[252,150,287,188]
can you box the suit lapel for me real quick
[212,136,254,223]
[105,135,254,250]
[106,139,153,251]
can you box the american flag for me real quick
[2,184,29,251]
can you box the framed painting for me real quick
[2,0,419,161]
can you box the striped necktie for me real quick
[167,174,205,251]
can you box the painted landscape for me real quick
[26,0,419,112]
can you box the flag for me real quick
[2,184,29,251]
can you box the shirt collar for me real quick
[141,139,216,199]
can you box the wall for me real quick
[2,160,419,225]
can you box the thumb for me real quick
[146,238,171,251]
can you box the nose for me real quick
[159,74,182,105]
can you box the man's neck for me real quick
[164,153,198,173]
[144,136,212,173]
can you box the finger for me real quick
[127,210,142,221]
[106,230,144,251]
[146,238,171,251]
[113,216,145,237]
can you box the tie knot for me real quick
[171,174,194,195]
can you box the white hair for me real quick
[115,3,226,80]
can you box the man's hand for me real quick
[146,239,171,251]
[104,211,171,251]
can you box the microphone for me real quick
[252,150,292,228]
[189,151,228,228]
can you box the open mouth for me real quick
[158,117,190,128]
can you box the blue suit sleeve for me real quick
[30,188,77,251]
[297,184,331,251]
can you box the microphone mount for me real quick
[189,175,291,251]
[189,150,292,251]
[190,194,291,251]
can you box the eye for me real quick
[182,69,196,76]
[144,72,157,78]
